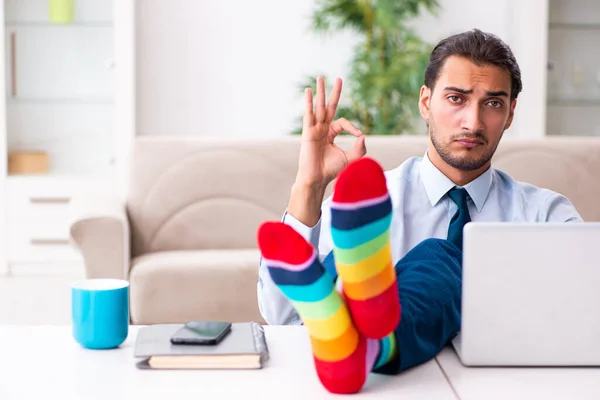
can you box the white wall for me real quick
[408,1,512,44]
[137,0,359,137]
[136,0,544,138]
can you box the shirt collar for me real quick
[419,151,493,212]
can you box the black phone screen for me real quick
[170,321,232,345]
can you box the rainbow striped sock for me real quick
[330,157,401,339]
[258,221,376,394]
[375,333,398,369]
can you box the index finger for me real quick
[326,78,342,123]
[329,118,364,140]
[330,118,363,138]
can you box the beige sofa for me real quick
[69,135,600,325]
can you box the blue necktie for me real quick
[447,187,471,250]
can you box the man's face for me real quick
[418,56,517,171]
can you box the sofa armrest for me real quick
[68,191,130,280]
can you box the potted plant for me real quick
[294,0,440,135]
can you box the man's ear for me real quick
[419,85,432,120]
[504,98,517,130]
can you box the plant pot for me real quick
[49,0,75,24]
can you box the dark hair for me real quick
[424,29,522,100]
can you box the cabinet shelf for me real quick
[7,98,113,105]
[7,171,116,181]
[5,21,112,27]
[549,22,600,30]
[547,98,600,106]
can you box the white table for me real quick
[0,325,457,400]
[437,346,600,400]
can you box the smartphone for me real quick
[170,321,232,345]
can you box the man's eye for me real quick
[487,100,503,108]
[448,96,462,103]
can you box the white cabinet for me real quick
[545,0,600,137]
[5,177,113,266]
[0,0,134,275]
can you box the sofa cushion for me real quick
[129,249,265,325]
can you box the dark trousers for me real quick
[322,238,463,373]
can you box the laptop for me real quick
[452,222,600,366]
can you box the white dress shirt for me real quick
[257,151,583,325]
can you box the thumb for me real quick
[344,135,366,163]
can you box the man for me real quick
[256,29,582,394]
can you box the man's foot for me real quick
[258,222,380,394]
[330,157,401,339]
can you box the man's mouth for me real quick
[455,138,485,148]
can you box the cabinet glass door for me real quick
[547,0,600,136]
[4,0,115,178]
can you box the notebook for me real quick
[134,322,269,370]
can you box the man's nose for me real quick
[461,103,485,133]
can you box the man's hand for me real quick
[288,77,366,227]
[295,76,366,189]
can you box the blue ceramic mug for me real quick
[72,279,129,349]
